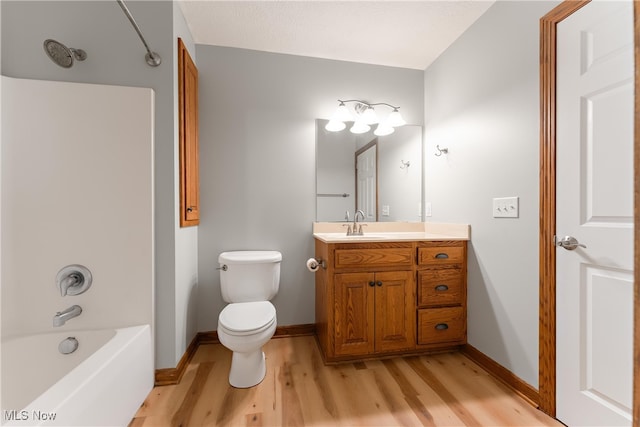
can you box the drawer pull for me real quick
[435,323,449,331]
[369,281,375,287]
[435,284,449,291]
[435,253,449,259]
[376,281,383,287]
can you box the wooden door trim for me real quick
[540,0,639,421]
[634,4,640,425]
[538,0,590,417]
[354,139,379,221]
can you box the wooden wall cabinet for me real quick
[315,239,467,363]
[178,38,199,227]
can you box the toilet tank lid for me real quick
[218,251,282,264]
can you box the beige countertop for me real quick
[312,222,470,243]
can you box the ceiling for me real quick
[177,1,496,70]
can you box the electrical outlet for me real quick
[493,197,519,218]
[425,202,432,217]
[382,205,390,216]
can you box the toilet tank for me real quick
[218,251,282,303]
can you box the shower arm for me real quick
[116,0,162,67]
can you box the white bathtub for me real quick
[1,325,153,426]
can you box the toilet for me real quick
[217,250,281,388]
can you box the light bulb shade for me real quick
[325,119,346,132]
[387,109,406,127]
[333,103,353,122]
[350,120,371,134]
[361,106,378,125]
[374,122,394,136]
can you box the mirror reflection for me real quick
[316,119,422,222]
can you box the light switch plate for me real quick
[493,196,519,218]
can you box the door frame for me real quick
[355,139,379,221]
[538,1,640,422]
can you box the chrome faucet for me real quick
[353,209,366,235]
[53,305,82,327]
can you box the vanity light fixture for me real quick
[326,99,406,135]
[374,121,394,136]
[350,119,371,134]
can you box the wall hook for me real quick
[400,160,410,169]
[435,145,449,157]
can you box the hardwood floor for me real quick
[131,336,563,426]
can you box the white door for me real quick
[356,144,377,220]
[556,1,634,425]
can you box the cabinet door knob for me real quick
[435,323,449,330]
[369,281,376,287]
[435,284,449,291]
[434,253,449,259]
[187,207,194,213]
[376,281,383,286]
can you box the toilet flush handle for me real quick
[217,265,228,271]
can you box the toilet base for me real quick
[229,349,266,388]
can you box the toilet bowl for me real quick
[217,251,281,388]
[217,301,277,388]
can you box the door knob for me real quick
[555,235,587,251]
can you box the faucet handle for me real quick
[56,265,92,297]
[342,223,353,236]
[358,223,367,235]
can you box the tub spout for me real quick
[53,305,82,327]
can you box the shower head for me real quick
[43,39,87,68]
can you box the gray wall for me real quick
[1,1,198,369]
[171,1,199,370]
[196,46,423,332]
[423,0,560,388]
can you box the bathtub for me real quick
[1,325,153,426]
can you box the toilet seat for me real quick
[219,301,276,336]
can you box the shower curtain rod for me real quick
[116,0,162,67]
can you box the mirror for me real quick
[316,119,422,222]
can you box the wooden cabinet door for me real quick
[374,271,415,352]
[334,272,375,356]
[178,38,199,226]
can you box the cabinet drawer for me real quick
[418,246,465,266]
[418,307,465,345]
[335,248,413,270]
[417,268,464,307]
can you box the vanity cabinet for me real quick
[315,238,467,363]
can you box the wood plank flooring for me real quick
[131,336,563,426]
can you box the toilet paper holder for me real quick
[306,258,326,271]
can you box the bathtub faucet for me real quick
[59,273,82,296]
[53,305,82,327]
